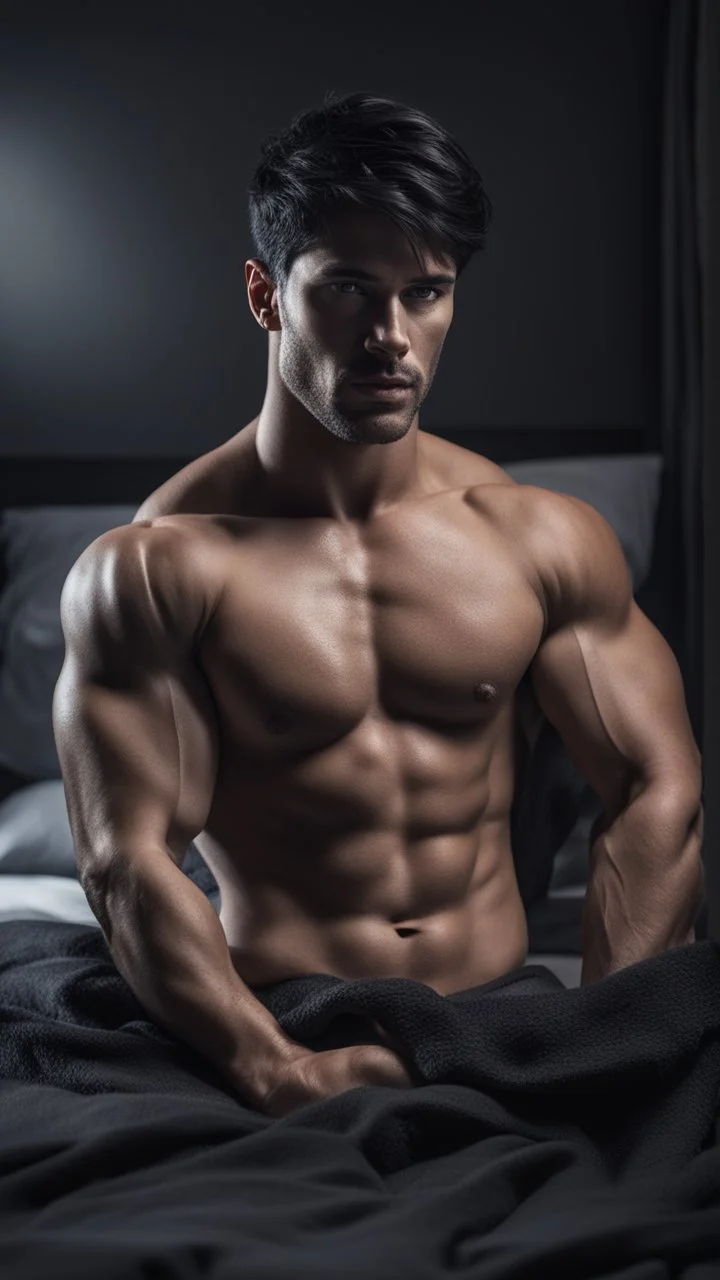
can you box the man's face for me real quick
[266,208,456,445]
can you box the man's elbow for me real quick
[649,782,703,858]
[635,756,702,829]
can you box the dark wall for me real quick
[0,0,668,457]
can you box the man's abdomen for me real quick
[213,827,529,997]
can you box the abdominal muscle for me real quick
[208,820,529,998]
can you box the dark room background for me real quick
[0,0,667,453]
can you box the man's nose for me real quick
[365,318,410,360]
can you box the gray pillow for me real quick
[0,454,663,782]
[0,506,137,779]
[0,779,78,875]
[0,776,213,896]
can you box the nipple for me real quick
[473,682,497,703]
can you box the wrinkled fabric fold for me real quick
[1,921,720,1278]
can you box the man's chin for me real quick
[337,415,414,444]
[330,397,415,437]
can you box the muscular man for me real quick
[53,92,704,1119]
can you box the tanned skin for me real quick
[54,207,704,1116]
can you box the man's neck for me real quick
[251,407,427,525]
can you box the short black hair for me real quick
[247,90,492,292]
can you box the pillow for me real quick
[0,777,218,910]
[0,454,663,782]
[0,779,79,875]
[0,506,137,779]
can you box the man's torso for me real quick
[135,420,549,994]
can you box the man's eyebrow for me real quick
[315,265,456,286]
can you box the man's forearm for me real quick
[83,849,301,1105]
[580,784,705,986]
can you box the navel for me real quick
[473,681,497,703]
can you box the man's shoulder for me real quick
[470,479,614,555]
[491,481,627,632]
[98,513,206,562]
[464,476,560,546]
[72,518,220,649]
[520,486,627,586]
[421,430,515,490]
[467,482,630,629]
[133,429,255,523]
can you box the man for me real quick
[53,91,704,1120]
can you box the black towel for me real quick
[2,919,720,1278]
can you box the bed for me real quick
[5,428,720,1278]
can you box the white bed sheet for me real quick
[0,874,99,924]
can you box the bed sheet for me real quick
[0,920,718,1278]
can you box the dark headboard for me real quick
[0,425,671,644]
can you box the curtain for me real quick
[696,1,720,938]
[661,0,718,937]
[661,0,703,744]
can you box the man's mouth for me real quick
[350,381,412,399]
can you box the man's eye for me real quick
[408,287,440,301]
[329,283,441,301]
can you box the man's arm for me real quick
[526,491,705,986]
[52,522,301,1103]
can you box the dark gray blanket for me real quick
[2,920,720,1278]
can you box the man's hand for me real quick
[261,1043,416,1118]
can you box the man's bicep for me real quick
[529,601,700,819]
[52,527,219,879]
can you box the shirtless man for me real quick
[52,92,704,1119]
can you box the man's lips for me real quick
[350,382,412,398]
[351,377,412,387]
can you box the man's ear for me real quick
[245,259,281,331]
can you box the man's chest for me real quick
[194,493,546,755]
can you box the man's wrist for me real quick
[226,1030,304,1107]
